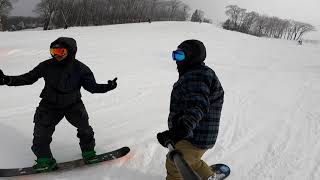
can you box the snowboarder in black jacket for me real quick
[0,37,118,172]
[157,40,224,180]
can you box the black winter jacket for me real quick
[6,37,112,107]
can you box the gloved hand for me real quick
[157,130,173,148]
[0,69,9,85]
[107,77,117,90]
[157,119,192,148]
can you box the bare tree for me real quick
[225,5,246,29]
[293,22,316,40]
[34,0,58,30]
[250,15,268,36]
[58,0,75,28]
[275,19,290,38]
[237,8,247,29]
[240,11,259,33]
[149,0,158,20]
[168,0,181,20]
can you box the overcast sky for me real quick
[10,0,320,26]
[182,0,320,26]
[10,0,40,17]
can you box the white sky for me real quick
[10,0,40,17]
[182,0,320,26]
[10,0,320,26]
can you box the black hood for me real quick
[50,37,77,61]
[176,39,206,75]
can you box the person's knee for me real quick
[77,126,94,139]
[174,141,200,164]
[33,124,54,141]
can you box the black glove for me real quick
[0,69,10,85]
[157,130,173,148]
[107,77,117,90]
[157,120,191,148]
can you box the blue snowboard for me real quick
[211,164,231,179]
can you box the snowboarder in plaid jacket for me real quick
[0,37,117,172]
[157,39,224,180]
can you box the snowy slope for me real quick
[0,22,320,180]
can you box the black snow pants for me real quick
[31,100,95,158]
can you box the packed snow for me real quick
[0,22,320,180]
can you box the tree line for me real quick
[223,5,316,41]
[34,0,191,30]
[0,0,210,31]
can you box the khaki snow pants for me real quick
[165,140,214,180]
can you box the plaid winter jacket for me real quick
[168,63,224,149]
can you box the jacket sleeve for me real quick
[180,72,211,130]
[7,63,43,86]
[80,63,111,93]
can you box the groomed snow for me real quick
[0,22,320,180]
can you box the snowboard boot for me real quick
[82,150,99,164]
[32,158,57,173]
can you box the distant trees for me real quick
[223,5,316,40]
[0,0,14,31]
[34,0,191,30]
[191,9,204,22]
[5,16,42,31]
[190,9,212,24]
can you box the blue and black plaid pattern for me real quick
[168,64,224,149]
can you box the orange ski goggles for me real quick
[50,48,68,57]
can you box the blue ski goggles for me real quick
[172,50,186,61]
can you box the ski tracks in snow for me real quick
[218,90,253,154]
[245,80,320,180]
[213,62,320,180]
